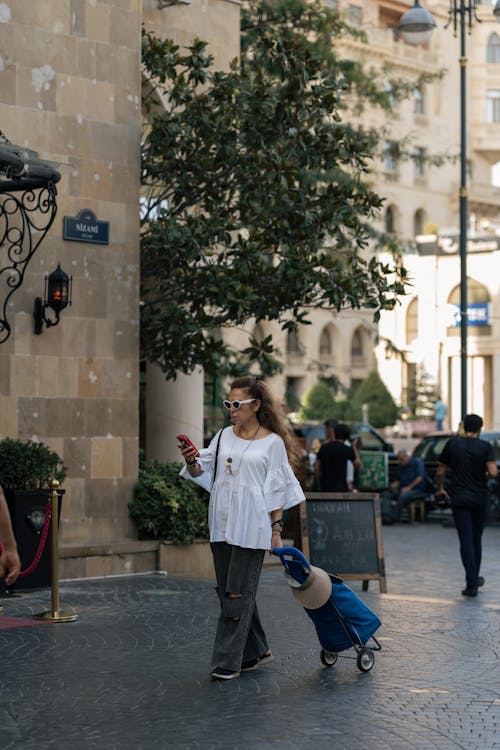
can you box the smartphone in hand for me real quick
[176,434,200,457]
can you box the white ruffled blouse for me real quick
[180,427,305,550]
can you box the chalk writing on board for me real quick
[307,499,378,575]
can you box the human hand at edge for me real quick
[270,528,282,554]
[0,547,20,586]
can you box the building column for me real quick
[145,364,204,463]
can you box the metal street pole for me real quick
[459,0,468,420]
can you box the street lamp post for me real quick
[398,0,500,420]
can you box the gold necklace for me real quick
[225,424,261,475]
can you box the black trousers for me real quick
[210,542,268,672]
[451,503,487,588]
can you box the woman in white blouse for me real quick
[179,376,305,680]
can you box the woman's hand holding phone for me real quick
[177,434,200,464]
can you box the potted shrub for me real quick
[129,456,208,544]
[0,437,67,491]
[0,437,67,590]
[129,456,212,577]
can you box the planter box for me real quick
[59,540,160,580]
[159,539,214,579]
[5,489,64,590]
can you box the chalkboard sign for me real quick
[357,451,388,490]
[300,492,386,592]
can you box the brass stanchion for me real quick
[34,480,77,623]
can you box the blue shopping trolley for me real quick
[273,546,382,672]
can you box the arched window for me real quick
[319,324,339,365]
[384,81,395,109]
[448,278,490,305]
[351,328,365,365]
[413,87,424,114]
[383,141,398,172]
[287,328,301,354]
[414,208,426,236]
[406,298,418,344]
[412,147,425,177]
[385,205,397,233]
[319,327,332,356]
[487,33,500,64]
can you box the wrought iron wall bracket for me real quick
[0,134,61,343]
[0,181,59,343]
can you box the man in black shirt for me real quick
[436,413,497,597]
[315,422,361,492]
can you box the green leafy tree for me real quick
[403,364,439,419]
[299,380,337,421]
[140,0,418,380]
[330,395,357,423]
[350,371,399,428]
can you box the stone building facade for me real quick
[254,0,500,432]
[0,0,240,577]
[377,2,500,432]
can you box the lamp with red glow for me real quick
[33,263,72,335]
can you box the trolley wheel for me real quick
[320,649,338,667]
[356,647,375,672]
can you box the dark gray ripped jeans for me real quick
[210,542,269,672]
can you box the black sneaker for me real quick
[477,576,485,587]
[210,667,240,680]
[241,652,273,672]
[461,587,478,597]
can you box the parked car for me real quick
[412,431,500,523]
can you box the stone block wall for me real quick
[0,0,142,546]
[0,0,240,567]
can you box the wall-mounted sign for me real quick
[417,234,500,256]
[63,209,109,245]
[448,302,491,327]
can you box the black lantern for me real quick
[33,263,72,335]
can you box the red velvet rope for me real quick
[0,499,52,578]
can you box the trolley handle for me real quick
[272,545,311,569]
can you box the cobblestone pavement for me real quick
[0,522,499,749]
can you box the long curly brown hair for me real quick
[229,376,303,471]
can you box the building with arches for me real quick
[378,232,500,431]
[204,1,500,431]
[376,2,500,432]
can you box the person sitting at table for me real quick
[383,450,426,522]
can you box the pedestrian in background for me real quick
[314,421,361,492]
[307,438,322,490]
[434,398,447,431]
[179,375,305,680]
[435,413,497,597]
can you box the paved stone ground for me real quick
[0,521,499,749]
